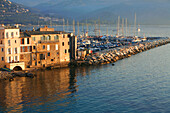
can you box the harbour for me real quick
[1,0,170,112]
[0,42,170,112]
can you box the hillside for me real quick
[4,0,170,25]
[0,0,45,24]
[31,0,170,24]
[10,0,50,7]
[85,1,170,25]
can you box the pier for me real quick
[71,38,170,66]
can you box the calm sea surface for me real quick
[1,26,170,112]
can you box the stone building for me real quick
[20,26,77,68]
[0,25,77,70]
[0,26,25,70]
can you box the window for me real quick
[41,36,43,41]
[54,35,59,40]
[43,36,46,40]
[68,49,70,53]
[15,40,17,43]
[43,45,45,49]
[48,52,50,56]
[62,42,64,46]
[1,57,4,61]
[0,40,2,44]
[28,46,30,52]
[47,35,51,40]
[6,32,8,38]
[57,52,59,55]
[65,49,67,53]
[29,46,32,52]
[14,56,18,61]
[27,38,29,44]
[40,54,45,60]
[32,37,36,41]
[22,47,25,52]
[47,45,50,51]
[9,57,11,62]
[14,48,17,54]
[8,40,10,46]
[11,32,14,38]
[33,46,36,49]
[2,32,4,38]
[21,38,24,44]
[63,35,65,38]
[8,48,11,54]
[1,48,3,52]
[7,56,11,63]
[20,55,24,59]
[68,42,70,45]
[55,44,58,50]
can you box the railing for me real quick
[38,40,59,44]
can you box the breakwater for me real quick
[0,71,35,81]
[73,39,170,66]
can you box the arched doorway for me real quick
[13,66,22,71]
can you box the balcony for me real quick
[38,40,59,44]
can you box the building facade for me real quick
[0,26,25,70]
[0,25,77,70]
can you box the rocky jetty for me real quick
[0,71,14,81]
[72,39,170,66]
[0,71,36,81]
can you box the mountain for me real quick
[32,0,116,18]
[4,0,170,25]
[0,0,46,24]
[31,0,170,24]
[10,0,50,7]
[85,1,170,25]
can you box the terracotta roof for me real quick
[20,31,70,38]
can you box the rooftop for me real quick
[20,31,70,38]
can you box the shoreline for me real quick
[1,38,170,81]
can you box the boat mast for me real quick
[94,21,97,36]
[117,16,120,37]
[134,13,136,37]
[77,21,79,37]
[129,24,131,37]
[63,18,65,32]
[98,18,101,37]
[82,23,84,37]
[122,18,124,37]
[86,20,88,37]
[67,19,69,32]
[73,19,75,35]
[86,20,88,33]
[125,18,128,37]
[112,18,114,36]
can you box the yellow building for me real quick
[0,25,77,70]
[0,26,25,70]
[20,26,76,68]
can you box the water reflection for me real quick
[0,68,78,112]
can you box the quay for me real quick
[71,38,170,66]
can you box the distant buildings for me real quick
[0,25,77,70]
